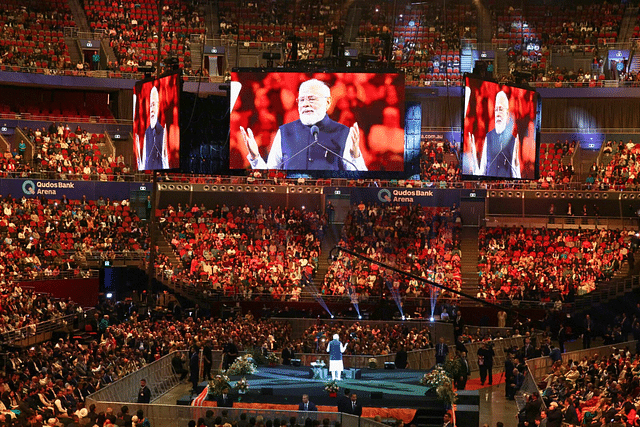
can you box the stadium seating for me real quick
[157,204,321,300]
[0,0,74,70]
[477,226,627,301]
[83,0,204,72]
[324,204,462,300]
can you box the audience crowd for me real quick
[323,204,461,300]
[0,0,635,91]
[296,322,432,356]
[590,139,640,190]
[0,281,81,337]
[83,0,204,74]
[157,203,322,301]
[22,124,131,181]
[477,226,628,301]
[420,136,461,183]
[0,1,73,71]
[519,344,640,426]
[0,194,147,282]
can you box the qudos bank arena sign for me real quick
[341,187,465,207]
[0,179,145,201]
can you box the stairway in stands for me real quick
[308,224,343,295]
[344,2,362,43]
[190,43,203,73]
[67,0,90,33]
[64,36,82,66]
[459,227,479,297]
[206,0,219,36]
[157,234,182,272]
[618,6,638,42]
[153,234,204,305]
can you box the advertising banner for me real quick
[0,179,146,201]
[338,187,462,207]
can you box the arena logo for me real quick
[21,180,75,196]
[377,189,392,203]
[378,188,435,203]
[22,180,36,195]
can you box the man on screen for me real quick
[467,91,521,178]
[240,79,367,171]
[135,86,169,170]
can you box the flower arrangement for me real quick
[324,379,340,393]
[226,354,257,376]
[266,352,280,365]
[420,366,457,406]
[235,377,249,393]
[209,374,231,396]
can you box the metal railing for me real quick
[13,269,100,282]
[85,403,365,427]
[0,65,226,83]
[0,309,84,345]
[0,110,125,125]
[519,340,638,411]
[572,275,640,312]
[88,350,187,404]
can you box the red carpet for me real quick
[462,372,506,391]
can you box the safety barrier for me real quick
[517,340,638,412]
[84,402,374,427]
[87,351,187,404]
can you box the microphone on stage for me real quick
[283,123,362,171]
[310,124,361,171]
[310,125,319,142]
[280,125,320,169]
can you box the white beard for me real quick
[300,110,325,126]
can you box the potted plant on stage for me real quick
[266,352,280,367]
[324,379,339,398]
[235,377,249,395]
[419,366,456,407]
[209,374,231,398]
[226,354,258,376]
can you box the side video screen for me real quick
[462,74,540,180]
[133,72,181,171]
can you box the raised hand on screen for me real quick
[135,134,143,170]
[240,126,260,161]
[348,122,361,159]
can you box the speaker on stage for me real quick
[261,388,273,395]
[371,392,383,399]
[384,362,396,370]
[291,359,301,367]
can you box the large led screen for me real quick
[230,71,405,173]
[133,72,181,171]
[462,74,540,180]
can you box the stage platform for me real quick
[177,366,479,427]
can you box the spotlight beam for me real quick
[330,245,519,314]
